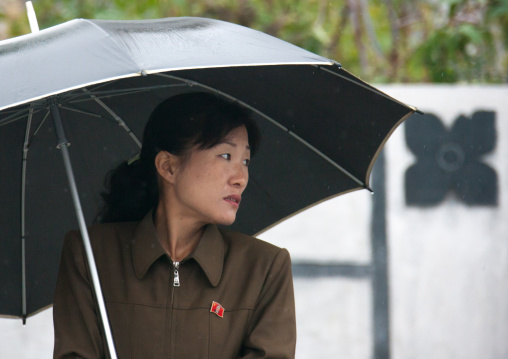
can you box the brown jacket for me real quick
[53,212,296,358]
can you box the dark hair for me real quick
[97,92,261,223]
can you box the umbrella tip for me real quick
[22,315,27,325]
[25,1,40,33]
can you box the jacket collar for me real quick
[132,211,224,287]
[190,224,224,287]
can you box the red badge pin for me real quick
[210,301,225,318]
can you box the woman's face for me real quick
[170,125,251,226]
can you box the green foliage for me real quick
[408,0,505,82]
[488,0,508,47]
[411,23,495,82]
[0,0,506,83]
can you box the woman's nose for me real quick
[230,163,248,188]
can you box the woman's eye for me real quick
[220,153,231,160]
[243,159,250,166]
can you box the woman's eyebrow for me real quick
[224,141,251,151]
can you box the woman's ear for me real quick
[154,151,180,184]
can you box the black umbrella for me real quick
[0,16,416,357]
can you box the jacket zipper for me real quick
[168,261,180,357]
[173,261,180,287]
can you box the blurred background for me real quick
[1,0,508,83]
[1,1,507,358]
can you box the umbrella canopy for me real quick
[0,17,415,323]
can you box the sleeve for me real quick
[53,230,106,359]
[239,248,297,359]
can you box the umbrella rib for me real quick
[20,107,34,323]
[60,105,104,118]
[60,90,144,104]
[82,88,142,148]
[153,72,369,190]
[86,79,122,92]
[32,110,50,138]
[0,107,29,114]
[286,131,368,189]
[0,104,47,127]
[318,66,419,112]
[61,83,189,101]
[0,108,34,127]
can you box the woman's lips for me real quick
[224,194,241,207]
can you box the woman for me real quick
[53,93,296,359]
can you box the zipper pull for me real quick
[173,261,180,287]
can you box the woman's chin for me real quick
[215,215,237,227]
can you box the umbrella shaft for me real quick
[50,103,118,359]
[20,110,33,324]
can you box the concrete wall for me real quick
[384,85,508,359]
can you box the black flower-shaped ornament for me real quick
[405,111,497,206]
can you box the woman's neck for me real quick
[154,201,205,262]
